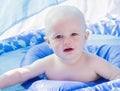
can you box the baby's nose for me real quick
[64,37,72,46]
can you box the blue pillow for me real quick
[20,42,53,67]
[0,29,45,55]
[87,18,120,36]
[28,79,120,91]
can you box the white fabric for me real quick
[1,0,120,40]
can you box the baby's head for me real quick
[44,6,89,63]
[44,5,87,36]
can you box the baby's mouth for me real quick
[64,48,74,52]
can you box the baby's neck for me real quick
[54,52,86,66]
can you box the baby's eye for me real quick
[71,33,79,36]
[55,35,63,39]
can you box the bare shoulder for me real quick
[85,52,105,63]
[88,53,117,70]
[22,54,55,78]
[31,54,55,69]
[84,52,109,69]
[86,52,120,77]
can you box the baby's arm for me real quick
[93,56,120,80]
[0,67,30,88]
[0,59,47,89]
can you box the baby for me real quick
[0,5,120,89]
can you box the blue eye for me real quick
[71,33,78,36]
[55,35,63,39]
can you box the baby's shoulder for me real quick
[30,54,56,70]
[36,54,56,65]
[85,52,106,67]
[85,52,102,63]
[86,52,100,59]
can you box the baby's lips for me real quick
[64,48,74,52]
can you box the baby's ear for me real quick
[44,36,50,44]
[85,31,89,40]
[44,36,52,46]
[44,36,52,49]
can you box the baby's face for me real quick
[46,17,88,64]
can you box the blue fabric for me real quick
[28,79,120,91]
[86,45,120,67]
[95,45,120,68]
[78,79,120,91]
[0,29,45,55]
[20,42,53,66]
[87,17,120,36]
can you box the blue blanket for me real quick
[28,79,120,91]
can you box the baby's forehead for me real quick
[45,6,85,25]
[44,6,86,34]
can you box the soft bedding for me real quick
[0,29,45,55]
[0,47,28,91]
[28,79,120,91]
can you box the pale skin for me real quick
[0,6,120,89]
